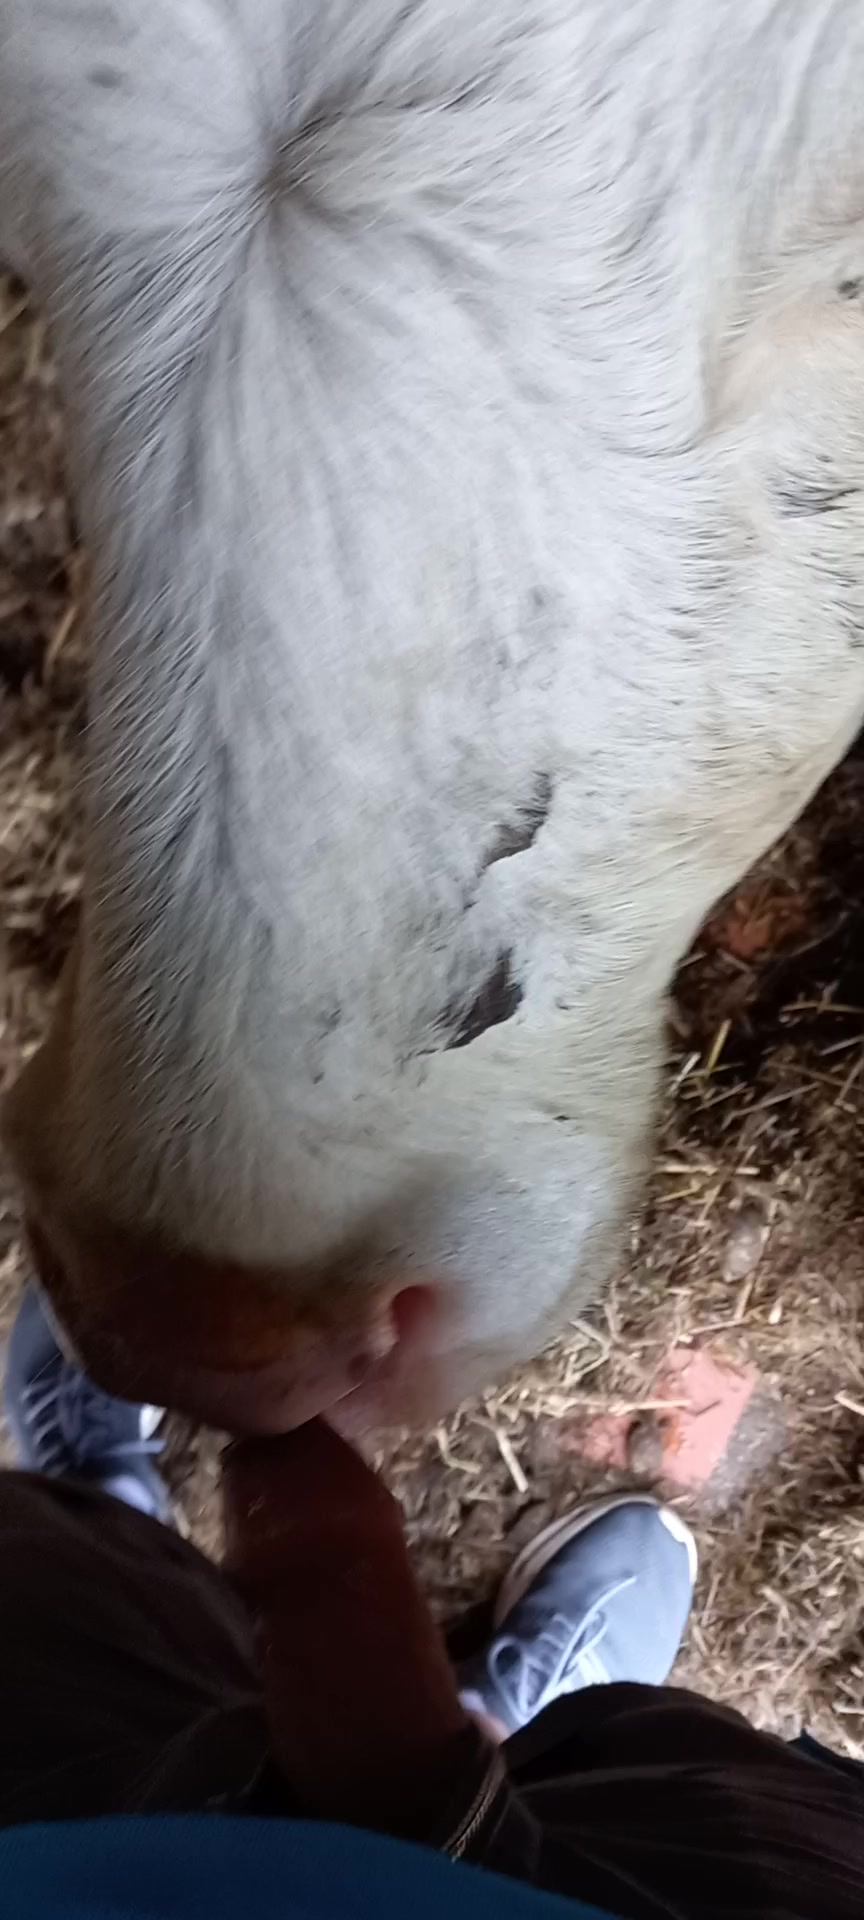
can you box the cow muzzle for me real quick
[19,1209,442,1435]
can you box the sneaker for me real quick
[3,1284,171,1523]
[459,1494,697,1737]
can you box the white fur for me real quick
[4,0,864,1393]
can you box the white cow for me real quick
[2,0,864,1431]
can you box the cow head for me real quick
[0,0,754,1433]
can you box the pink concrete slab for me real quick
[566,1344,760,1491]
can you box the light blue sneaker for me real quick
[459,1494,697,1737]
[3,1284,171,1524]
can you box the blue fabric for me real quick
[1,1814,620,1920]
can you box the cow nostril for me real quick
[343,1285,435,1390]
[389,1283,437,1349]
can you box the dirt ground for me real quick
[2,273,864,1755]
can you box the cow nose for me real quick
[22,1214,439,1435]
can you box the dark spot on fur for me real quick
[827,570,864,650]
[613,193,664,267]
[89,64,124,88]
[446,951,522,1049]
[309,1008,342,1084]
[776,482,859,518]
[482,775,552,872]
[838,278,863,301]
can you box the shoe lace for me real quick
[489,1575,637,1723]
[21,1358,162,1475]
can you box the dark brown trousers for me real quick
[1,1471,862,1920]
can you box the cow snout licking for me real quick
[18,1211,442,1436]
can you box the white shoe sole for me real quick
[493,1492,698,1629]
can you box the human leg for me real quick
[0,1287,268,1827]
[457,1495,864,1918]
